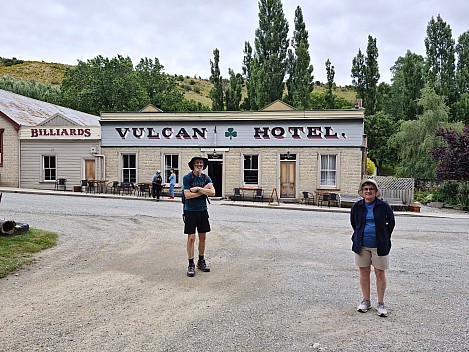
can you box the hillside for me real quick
[0,59,356,108]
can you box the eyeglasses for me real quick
[362,187,376,191]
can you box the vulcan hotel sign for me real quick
[101,121,363,147]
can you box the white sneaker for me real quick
[357,299,371,313]
[377,302,388,317]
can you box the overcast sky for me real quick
[2,0,468,86]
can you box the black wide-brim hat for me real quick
[188,155,208,170]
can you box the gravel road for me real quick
[0,192,468,352]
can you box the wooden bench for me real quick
[383,198,407,211]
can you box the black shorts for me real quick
[184,210,211,234]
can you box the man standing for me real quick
[152,170,163,200]
[168,168,176,199]
[183,155,215,277]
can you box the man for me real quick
[351,179,395,317]
[183,155,215,277]
[152,170,163,200]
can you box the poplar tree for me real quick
[285,6,314,109]
[252,0,289,108]
[364,35,380,115]
[225,69,242,111]
[454,32,469,124]
[351,49,366,103]
[209,48,224,111]
[324,59,335,109]
[425,15,456,109]
[242,41,256,110]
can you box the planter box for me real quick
[427,202,444,208]
[73,186,82,192]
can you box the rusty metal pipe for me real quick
[0,220,17,234]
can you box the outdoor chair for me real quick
[253,188,264,203]
[302,191,315,205]
[80,179,88,192]
[54,178,67,191]
[87,180,96,194]
[318,193,330,207]
[119,182,134,195]
[138,183,151,197]
[329,193,341,207]
[230,188,243,201]
[106,181,120,194]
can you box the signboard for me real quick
[19,126,101,140]
[101,120,363,147]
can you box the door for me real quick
[85,159,95,180]
[207,154,223,197]
[280,154,296,198]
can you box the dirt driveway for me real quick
[0,193,468,351]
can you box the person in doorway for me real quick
[350,179,395,317]
[152,170,163,200]
[183,155,215,277]
[168,168,176,199]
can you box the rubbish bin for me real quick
[73,186,82,192]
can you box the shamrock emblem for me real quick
[225,127,238,140]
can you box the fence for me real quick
[369,176,415,205]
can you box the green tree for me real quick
[209,48,224,111]
[425,15,456,111]
[285,6,313,109]
[241,41,255,110]
[391,86,461,182]
[61,55,146,115]
[456,31,469,95]
[324,59,335,109]
[365,111,399,175]
[364,35,380,115]
[252,0,289,108]
[351,48,366,104]
[225,69,242,111]
[0,75,63,105]
[387,51,425,120]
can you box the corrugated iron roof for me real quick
[0,89,100,126]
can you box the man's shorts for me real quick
[184,210,211,234]
[354,247,389,270]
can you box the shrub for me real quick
[366,158,376,176]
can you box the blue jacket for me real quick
[350,198,395,256]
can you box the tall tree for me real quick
[209,48,224,111]
[324,59,335,109]
[364,35,380,115]
[242,41,255,110]
[425,15,456,111]
[285,6,314,109]
[252,0,289,108]
[225,69,242,111]
[387,51,425,120]
[351,49,366,104]
[455,31,469,95]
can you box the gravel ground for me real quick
[0,192,468,352]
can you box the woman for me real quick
[168,168,176,199]
[350,179,395,317]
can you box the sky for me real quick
[2,0,469,86]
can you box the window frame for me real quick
[163,153,180,184]
[120,153,137,183]
[242,154,260,186]
[317,153,340,189]
[0,129,4,167]
[42,155,57,182]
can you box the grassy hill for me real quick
[0,58,356,108]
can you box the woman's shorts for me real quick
[184,210,211,234]
[355,247,389,270]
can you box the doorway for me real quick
[207,154,223,197]
[280,153,296,198]
[85,159,95,180]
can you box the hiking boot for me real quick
[357,299,371,313]
[197,260,210,272]
[377,302,388,317]
[187,265,195,277]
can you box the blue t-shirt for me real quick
[169,173,176,185]
[362,200,377,248]
[183,172,212,211]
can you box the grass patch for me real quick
[0,228,58,278]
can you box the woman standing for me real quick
[350,179,395,317]
[168,168,176,199]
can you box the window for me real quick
[121,154,136,183]
[243,154,259,185]
[0,129,3,167]
[43,155,56,181]
[164,154,179,183]
[319,154,337,187]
